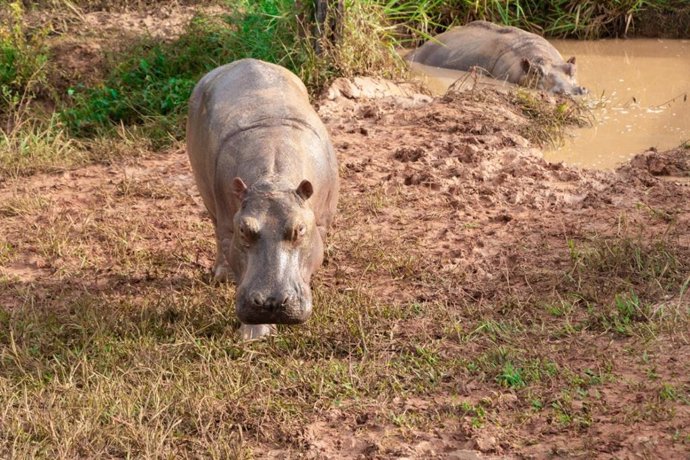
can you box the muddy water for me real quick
[409,39,690,170]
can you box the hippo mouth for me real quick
[235,289,313,325]
[236,303,312,325]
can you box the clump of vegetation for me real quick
[511,89,592,147]
[0,2,73,177]
[0,2,49,114]
[60,13,236,144]
[0,115,84,177]
[316,0,407,83]
[567,234,687,304]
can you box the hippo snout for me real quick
[572,86,588,96]
[236,287,313,325]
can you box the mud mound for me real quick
[321,80,690,298]
[621,146,690,177]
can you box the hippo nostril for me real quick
[251,294,264,307]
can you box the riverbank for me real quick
[1,2,689,458]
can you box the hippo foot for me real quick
[212,264,231,283]
[239,323,276,341]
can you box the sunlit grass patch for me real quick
[0,115,83,177]
[0,279,467,454]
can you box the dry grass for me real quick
[0,111,156,179]
[1,143,688,456]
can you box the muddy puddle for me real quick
[409,39,690,170]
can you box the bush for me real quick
[60,13,238,143]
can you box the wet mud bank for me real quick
[409,39,690,170]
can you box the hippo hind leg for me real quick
[239,323,277,340]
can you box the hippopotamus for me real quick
[408,21,587,95]
[186,58,339,340]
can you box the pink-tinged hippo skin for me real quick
[186,58,339,340]
[408,21,587,95]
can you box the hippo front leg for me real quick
[239,323,277,340]
[213,234,232,283]
[212,213,235,283]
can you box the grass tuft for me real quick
[512,89,592,147]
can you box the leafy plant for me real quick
[497,361,525,388]
[61,13,238,143]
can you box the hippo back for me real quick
[408,21,585,94]
[186,59,338,228]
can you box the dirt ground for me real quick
[314,81,690,458]
[2,77,689,458]
[1,4,689,459]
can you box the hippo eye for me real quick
[290,224,306,242]
[238,223,258,243]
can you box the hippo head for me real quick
[229,177,323,325]
[520,57,587,96]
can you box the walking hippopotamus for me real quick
[186,58,339,340]
[408,21,587,95]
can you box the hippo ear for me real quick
[564,63,576,77]
[567,56,576,65]
[232,177,248,201]
[296,179,313,201]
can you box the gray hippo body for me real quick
[187,58,339,340]
[408,21,586,95]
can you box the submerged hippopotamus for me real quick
[187,58,339,340]
[408,21,587,95]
